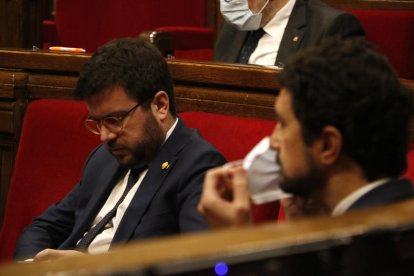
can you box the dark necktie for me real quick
[237,28,265,64]
[76,167,144,250]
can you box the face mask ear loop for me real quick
[257,0,270,14]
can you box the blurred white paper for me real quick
[243,137,291,204]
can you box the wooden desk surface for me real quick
[1,198,414,275]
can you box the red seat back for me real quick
[402,144,414,183]
[53,0,208,52]
[346,9,414,80]
[180,112,279,224]
[0,100,100,261]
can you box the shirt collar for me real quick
[263,0,295,37]
[164,117,178,142]
[331,178,391,216]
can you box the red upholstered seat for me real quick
[180,112,279,224]
[0,100,100,261]
[154,26,214,61]
[180,112,275,161]
[402,144,414,183]
[346,9,414,80]
[43,0,213,59]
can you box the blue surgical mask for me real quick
[221,0,270,31]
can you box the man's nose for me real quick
[99,125,117,143]
[269,123,280,150]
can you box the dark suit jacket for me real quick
[330,179,414,275]
[348,178,414,211]
[14,119,226,260]
[214,0,365,65]
[277,178,414,276]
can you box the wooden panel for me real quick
[175,85,275,119]
[0,49,89,73]
[0,98,26,226]
[0,104,15,135]
[0,141,15,228]
[0,0,56,48]
[0,70,27,98]
[28,74,78,100]
[0,99,25,137]
[0,0,24,48]
[169,59,279,91]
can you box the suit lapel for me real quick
[217,22,249,63]
[276,0,307,66]
[229,30,248,63]
[111,119,193,244]
[62,147,123,248]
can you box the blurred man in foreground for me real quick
[199,37,414,226]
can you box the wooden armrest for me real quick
[139,27,214,58]
[138,30,174,58]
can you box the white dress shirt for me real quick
[249,0,295,66]
[83,118,179,254]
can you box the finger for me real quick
[280,197,295,209]
[34,249,57,261]
[198,167,232,217]
[231,167,249,201]
[230,167,252,224]
[203,166,228,193]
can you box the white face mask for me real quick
[220,0,270,31]
[243,136,290,204]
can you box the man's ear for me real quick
[151,91,169,121]
[317,126,342,166]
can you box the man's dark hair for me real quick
[74,38,177,116]
[279,37,413,181]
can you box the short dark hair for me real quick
[279,37,413,180]
[74,38,177,116]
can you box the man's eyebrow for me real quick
[89,109,128,120]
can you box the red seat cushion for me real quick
[402,144,414,183]
[0,100,100,261]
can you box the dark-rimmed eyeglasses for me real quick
[84,103,141,135]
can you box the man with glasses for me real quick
[14,39,226,261]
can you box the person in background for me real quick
[214,0,365,66]
[199,36,414,227]
[14,38,226,261]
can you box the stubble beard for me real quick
[279,153,327,198]
[115,112,165,168]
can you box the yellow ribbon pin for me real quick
[161,161,170,170]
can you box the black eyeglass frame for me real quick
[84,102,142,135]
